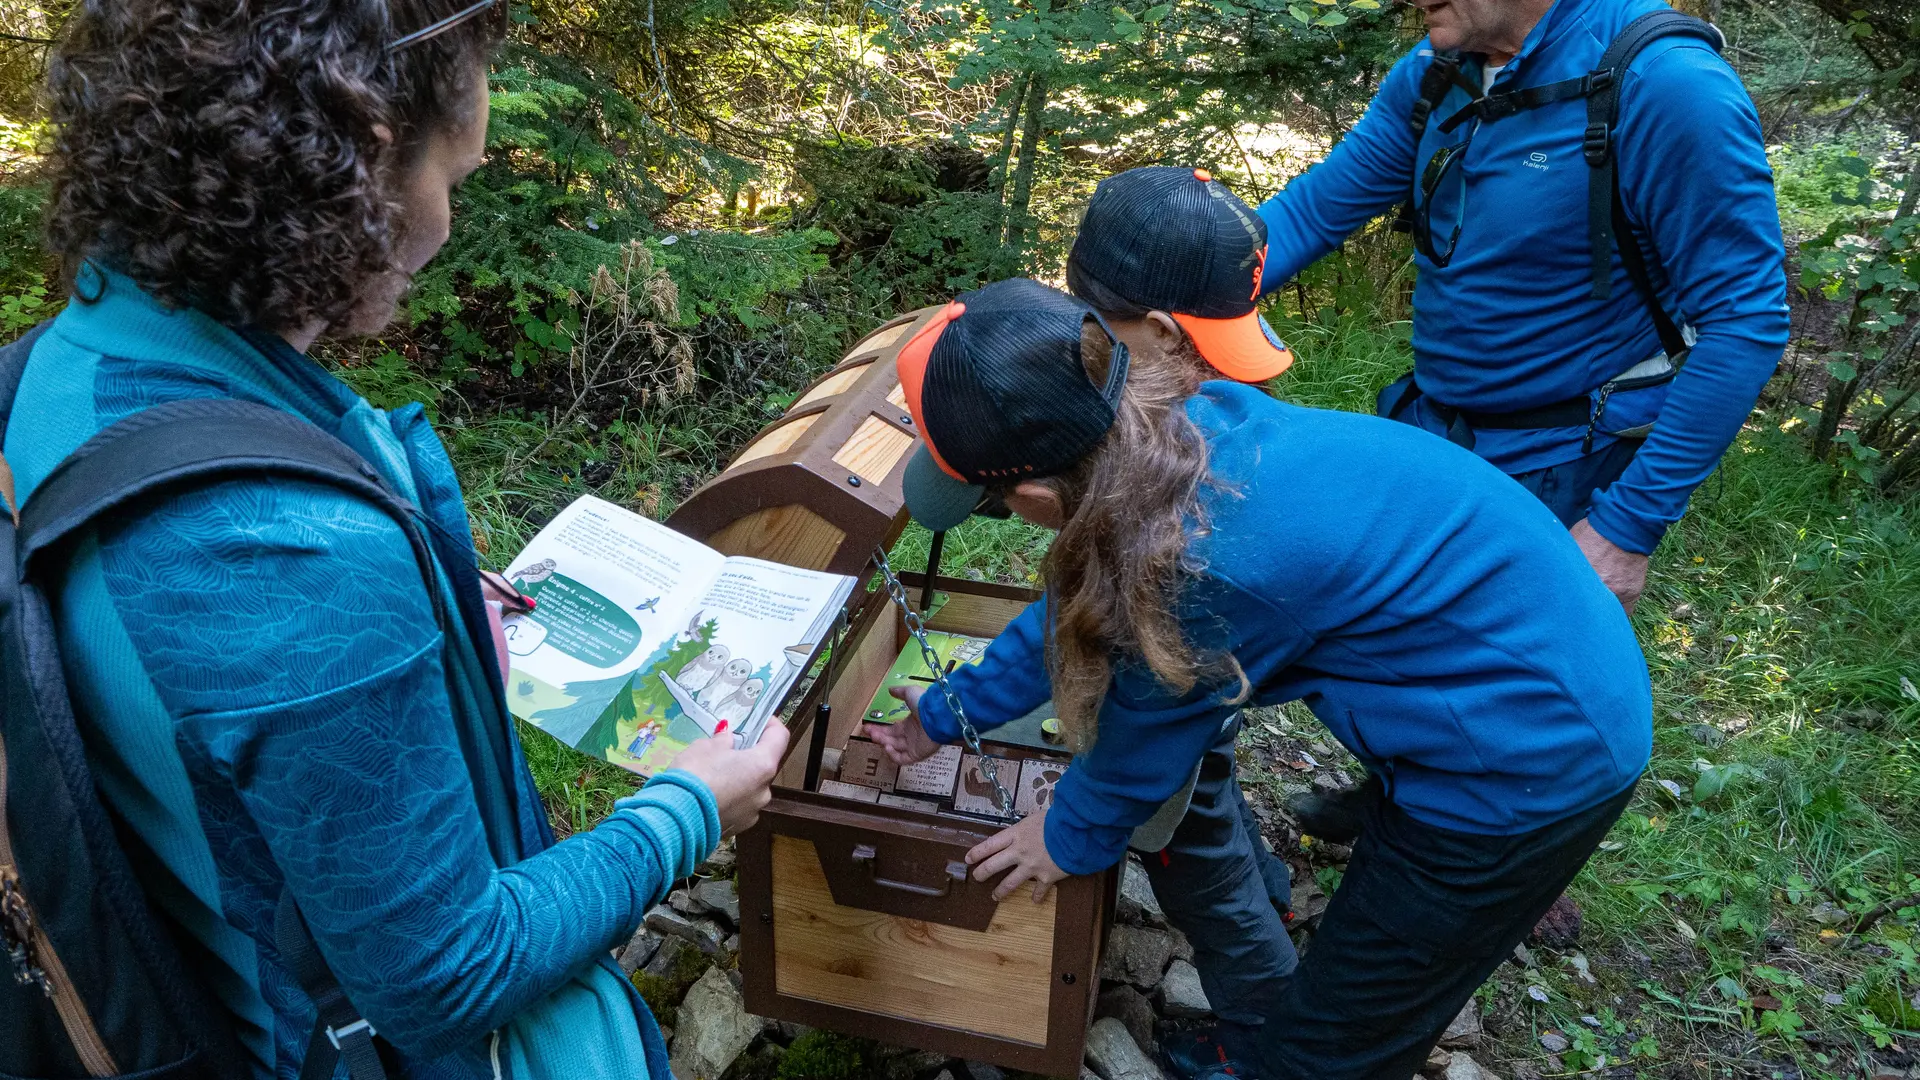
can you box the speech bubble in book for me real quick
[1016,758,1067,816]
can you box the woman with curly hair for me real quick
[5,0,784,1076]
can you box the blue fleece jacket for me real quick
[1254,0,1789,555]
[6,270,717,1078]
[919,383,1652,876]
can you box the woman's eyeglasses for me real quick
[1411,137,1471,268]
[388,0,506,52]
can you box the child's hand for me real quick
[965,808,1068,902]
[863,685,941,765]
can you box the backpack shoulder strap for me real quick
[14,396,414,1080]
[1395,51,1481,235]
[0,322,55,522]
[17,397,433,590]
[1584,9,1724,353]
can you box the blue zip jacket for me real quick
[1255,0,1789,555]
[918,383,1652,876]
[7,269,716,1078]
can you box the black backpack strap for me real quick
[0,323,54,522]
[277,893,388,1080]
[1394,52,1478,235]
[15,397,420,1080]
[1584,8,1723,355]
[1437,70,1610,134]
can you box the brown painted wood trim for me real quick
[895,570,1042,604]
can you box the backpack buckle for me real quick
[328,1019,377,1049]
[1584,67,1615,94]
[1583,122,1611,166]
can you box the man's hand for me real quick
[965,808,1069,903]
[863,685,941,766]
[1570,518,1649,614]
[666,722,789,836]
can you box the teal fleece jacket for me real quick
[6,270,717,1078]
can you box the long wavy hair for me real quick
[1003,328,1248,751]
[43,0,496,332]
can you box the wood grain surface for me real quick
[770,834,1057,1044]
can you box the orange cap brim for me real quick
[1171,310,1295,383]
[895,301,969,481]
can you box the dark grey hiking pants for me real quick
[1136,714,1298,1028]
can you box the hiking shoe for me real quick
[1285,772,1383,844]
[1160,1026,1256,1080]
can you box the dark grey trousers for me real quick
[1136,715,1297,1028]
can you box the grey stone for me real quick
[883,1048,951,1077]
[1311,773,1349,795]
[1538,1031,1569,1053]
[642,935,692,979]
[645,903,726,954]
[1169,930,1194,963]
[1157,959,1211,1019]
[1084,1016,1166,1080]
[1117,859,1166,927]
[723,934,740,955]
[702,839,738,877]
[1437,1000,1482,1049]
[668,888,701,915]
[935,1072,956,1080]
[1099,925,1177,989]
[1443,1052,1501,1080]
[771,1020,811,1043]
[1080,1069,1100,1080]
[961,1061,1006,1080]
[617,927,662,974]
[1422,1045,1453,1075]
[690,878,742,926]
[1096,983,1157,1052]
[1687,723,1726,748]
[668,966,763,1080]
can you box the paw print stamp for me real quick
[1016,759,1066,815]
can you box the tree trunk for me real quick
[1879,437,1920,495]
[1003,73,1049,251]
[1810,371,1861,461]
[991,72,1030,196]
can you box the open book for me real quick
[500,495,856,777]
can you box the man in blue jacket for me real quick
[1258,0,1787,841]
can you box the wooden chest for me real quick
[666,311,1114,1078]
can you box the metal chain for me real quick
[872,547,1016,818]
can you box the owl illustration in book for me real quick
[676,644,730,693]
[711,678,765,729]
[696,658,754,710]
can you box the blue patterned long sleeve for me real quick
[90,478,717,1061]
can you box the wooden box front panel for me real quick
[743,574,1109,1078]
[738,796,1106,1077]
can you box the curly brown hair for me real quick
[44,0,495,332]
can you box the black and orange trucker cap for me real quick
[897,279,1131,533]
[1067,166,1294,383]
